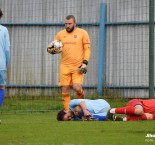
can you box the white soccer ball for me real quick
[52,40,63,53]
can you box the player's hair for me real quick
[0,9,3,18]
[57,110,66,121]
[65,15,76,23]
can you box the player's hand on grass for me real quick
[78,60,88,74]
[83,109,91,117]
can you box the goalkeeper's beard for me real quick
[66,26,75,33]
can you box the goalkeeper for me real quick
[47,15,91,110]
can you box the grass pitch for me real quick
[0,112,155,145]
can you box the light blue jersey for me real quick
[69,99,110,120]
[0,25,10,70]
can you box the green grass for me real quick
[0,97,155,145]
[0,96,129,112]
[0,96,62,112]
[0,112,155,145]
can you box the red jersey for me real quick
[140,99,155,114]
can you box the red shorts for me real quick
[126,99,155,114]
[126,99,142,107]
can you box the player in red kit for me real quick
[107,99,155,121]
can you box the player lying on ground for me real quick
[57,99,122,121]
[107,99,155,121]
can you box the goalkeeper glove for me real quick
[78,60,88,74]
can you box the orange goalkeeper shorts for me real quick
[58,64,84,86]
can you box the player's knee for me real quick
[73,85,82,93]
[62,86,70,92]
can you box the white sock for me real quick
[110,108,116,114]
[123,117,127,121]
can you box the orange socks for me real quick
[62,89,84,110]
[75,89,84,99]
[62,92,70,110]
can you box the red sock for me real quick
[115,106,135,115]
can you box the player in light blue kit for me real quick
[57,99,111,121]
[0,9,10,107]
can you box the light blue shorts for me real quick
[0,70,7,86]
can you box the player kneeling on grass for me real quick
[57,99,122,121]
[106,99,155,121]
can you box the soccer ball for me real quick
[51,40,63,53]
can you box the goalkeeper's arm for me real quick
[83,43,91,61]
[78,44,91,74]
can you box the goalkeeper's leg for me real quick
[73,84,84,99]
[62,92,70,110]
[61,86,71,110]
[59,65,72,110]
[75,89,84,99]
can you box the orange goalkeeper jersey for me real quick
[55,28,91,66]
